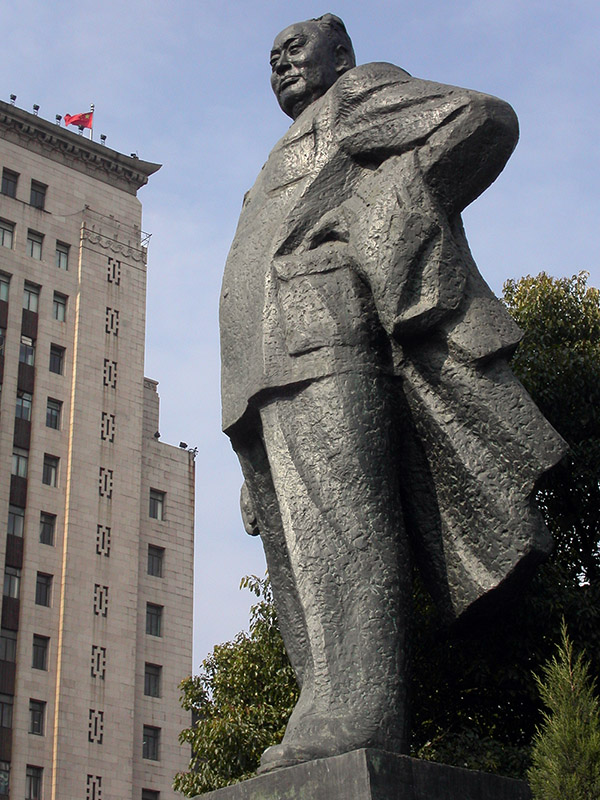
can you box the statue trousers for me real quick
[235,371,412,754]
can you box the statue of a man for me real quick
[220,14,565,772]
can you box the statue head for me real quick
[270,14,356,120]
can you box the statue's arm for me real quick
[334,64,519,215]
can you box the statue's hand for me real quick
[240,481,260,536]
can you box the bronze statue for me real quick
[220,14,565,773]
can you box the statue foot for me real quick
[258,742,331,774]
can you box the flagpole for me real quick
[90,104,95,141]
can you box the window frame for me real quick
[39,512,56,545]
[42,454,59,487]
[3,567,20,600]
[145,603,163,637]
[19,335,35,366]
[0,274,10,302]
[25,765,43,800]
[0,758,9,796]
[0,695,13,729]
[147,545,164,577]
[0,220,14,249]
[149,489,165,521]
[29,181,46,210]
[55,241,69,270]
[0,630,17,663]
[49,344,64,374]
[1,169,18,198]
[35,573,52,607]
[142,725,160,761]
[23,282,40,312]
[26,230,43,260]
[144,663,162,698]
[7,505,25,538]
[32,634,49,671]
[12,448,28,478]
[46,398,62,430]
[16,391,33,421]
[52,291,67,322]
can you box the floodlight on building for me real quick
[33,104,39,115]
[100,134,107,145]
[179,442,188,449]
[55,114,62,124]
[9,94,16,104]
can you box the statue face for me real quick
[270,21,342,120]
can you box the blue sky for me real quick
[2,0,598,670]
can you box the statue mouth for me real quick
[280,75,301,91]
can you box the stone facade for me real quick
[0,100,194,799]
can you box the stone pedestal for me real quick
[194,749,531,799]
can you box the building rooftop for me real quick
[0,99,161,195]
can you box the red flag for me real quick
[64,111,93,129]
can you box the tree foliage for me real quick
[174,576,298,796]
[528,622,600,800]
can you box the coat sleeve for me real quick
[333,63,519,216]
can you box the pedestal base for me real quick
[193,749,531,799]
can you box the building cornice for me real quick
[0,100,161,195]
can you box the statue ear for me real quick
[334,45,353,75]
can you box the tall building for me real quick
[0,101,194,799]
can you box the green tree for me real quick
[528,622,600,800]
[174,576,298,796]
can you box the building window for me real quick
[27,231,43,260]
[7,505,25,537]
[46,398,62,429]
[142,791,159,800]
[0,695,12,729]
[0,274,8,301]
[19,335,35,366]
[30,181,46,210]
[39,512,56,545]
[32,635,49,670]
[149,489,165,521]
[145,604,162,637]
[52,292,67,321]
[1,169,17,198]
[23,282,40,312]
[35,573,52,607]
[42,454,59,487]
[0,630,17,663]
[16,391,33,421]
[26,765,43,800]
[12,448,28,478]
[142,726,160,760]
[49,344,64,374]
[3,567,20,599]
[29,700,45,735]
[0,328,5,357]
[144,663,161,698]
[0,220,14,249]
[55,241,69,270]
[0,759,9,796]
[147,545,164,577]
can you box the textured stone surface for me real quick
[220,14,567,772]
[194,749,531,800]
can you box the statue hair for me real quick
[312,13,356,68]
